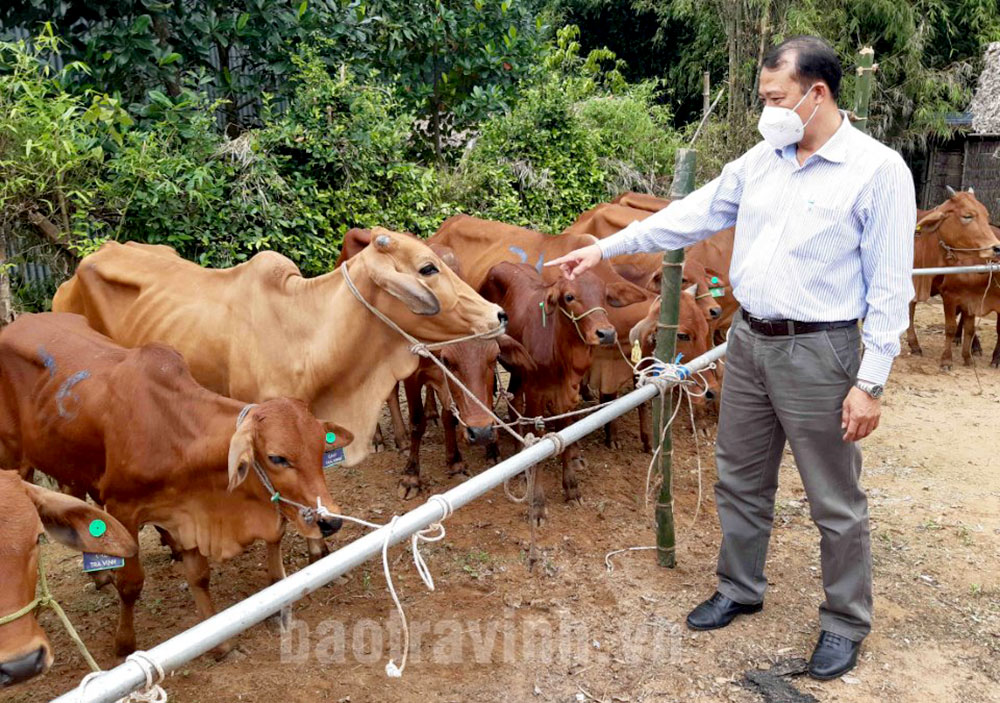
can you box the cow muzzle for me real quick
[992,245,1000,258]
[595,327,617,347]
[465,425,496,445]
[318,516,343,537]
[0,646,48,687]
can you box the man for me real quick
[547,36,915,679]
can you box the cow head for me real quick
[916,188,1000,259]
[433,335,535,446]
[351,228,506,341]
[629,289,719,405]
[543,271,623,347]
[0,471,136,688]
[227,399,353,539]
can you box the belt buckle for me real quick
[785,320,795,335]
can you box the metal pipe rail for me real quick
[912,263,1000,276]
[54,343,728,703]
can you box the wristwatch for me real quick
[855,379,884,399]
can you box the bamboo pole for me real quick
[853,47,876,135]
[653,148,697,568]
[702,71,711,118]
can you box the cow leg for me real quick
[442,408,468,477]
[372,423,386,453]
[265,539,292,632]
[638,399,653,453]
[906,300,923,356]
[424,388,439,425]
[940,297,960,370]
[601,392,621,450]
[962,308,977,366]
[579,384,595,402]
[386,382,408,451]
[560,442,584,505]
[180,550,232,659]
[993,318,1000,368]
[399,377,427,500]
[112,525,144,657]
[953,310,964,346]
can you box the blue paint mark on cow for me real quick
[508,246,528,264]
[37,347,57,377]
[534,253,545,274]
[56,370,90,419]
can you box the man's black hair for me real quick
[762,36,842,101]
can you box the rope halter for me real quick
[558,304,609,345]
[235,404,331,528]
[0,540,101,673]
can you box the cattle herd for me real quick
[2,187,998,690]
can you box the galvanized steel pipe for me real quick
[54,342,727,703]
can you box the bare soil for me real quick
[6,301,999,703]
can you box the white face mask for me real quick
[757,83,820,149]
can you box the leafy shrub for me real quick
[444,26,680,233]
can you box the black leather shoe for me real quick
[808,630,861,680]
[685,591,763,631]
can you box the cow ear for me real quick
[321,422,353,450]
[23,482,137,557]
[646,269,662,294]
[366,261,442,316]
[497,334,537,374]
[915,209,947,234]
[227,417,256,492]
[684,284,698,296]
[479,264,513,304]
[606,280,649,308]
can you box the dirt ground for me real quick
[6,301,1000,703]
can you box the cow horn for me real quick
[968,186,975,196]
[945,185,957,197]
[373,233,394,252]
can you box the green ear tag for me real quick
[89,519,107,538]
[325,431,336,444]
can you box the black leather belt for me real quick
[740,308,857,336]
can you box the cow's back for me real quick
[431,215,599,289]
[54,241,303,396]
[0,314,124,490]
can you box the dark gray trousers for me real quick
[714,312,872,641]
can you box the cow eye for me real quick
[564,294,575,303]
[961,214,974,221]
[677,332,691,341]
[419,263,439,276]
[268,455,289,467]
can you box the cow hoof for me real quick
[909,348,922,356]
[397,476,422,501]
[564,486,582,504]
[605,439,622,451]
[114,637,136,659]
[641,443,652,454]
[372,440,386,454]
[211,641,233,661]
[530,511,547,529]
[973,348,983,357]
[992,360,1000,369]
[447,461,469,477]
[940,363,952,371]
[267,607,292,633]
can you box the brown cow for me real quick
[0,472,136,687]
[479,262,645,521]
[905,189,1000,367]
[629,292,722,447]
[53,230,503,564]
[0,313,352,657]
[336,234,536,499]
[563,202,724,322]
[610,191,672,212]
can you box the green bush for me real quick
[444,26,680,233]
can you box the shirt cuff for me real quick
[596,220,644,259]
[857,349,894,386]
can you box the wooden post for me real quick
[702,71,711,119]
[853,47,875,135]
[653,147,696,568]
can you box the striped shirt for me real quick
[598,111,915,385]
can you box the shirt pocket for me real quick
[786,200,854,264]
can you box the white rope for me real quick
[315,495,455,679]
[77,651,167,703]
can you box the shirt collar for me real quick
[775,110,852,164]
